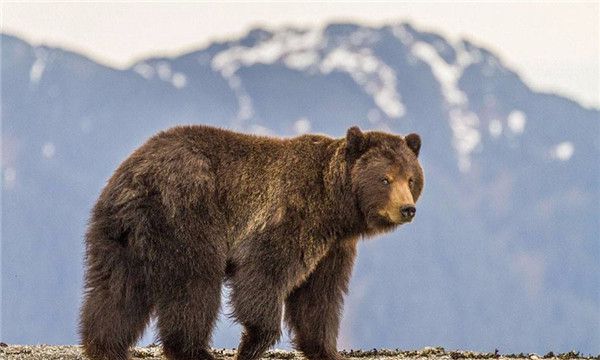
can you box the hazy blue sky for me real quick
[2,2,598,107]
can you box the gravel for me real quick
[0,345,596,360]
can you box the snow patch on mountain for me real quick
[133,63,153,79]
[156,62,187,89]
[489,118,503,138]
[225,74,255,127]
[248,124,273,135]
[449,109,481,172]
[284,51,319,70]
[409,39,483,172]
[348,27,382,47]
[41,142,56,159]
[29,48,47,84]
[156,62,172,81]
[211,29,322,126]
[3,167,16,190]
[507,110,526,134]
[212,28,323,76]
[133,61,187,89]
[319,47,404,118]
[411,41,469,105]
[551,142,574,161]
[133,63,154,79]
[293,117,311,134]
[391,24,413,46]
[171,73,187,89]
[212,27,406,119]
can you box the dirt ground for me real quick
[1,345,595,360]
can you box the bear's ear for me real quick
[346,126,367,162]
[405,133,421,157]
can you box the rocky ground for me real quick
[0,345,595,360]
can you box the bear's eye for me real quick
[381,178,391,186]
[408,178,415,187]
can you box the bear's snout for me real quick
[400,205,416,221]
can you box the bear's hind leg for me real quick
[156,274,223,360]
[80,242,153,360]
[154,231,226,360]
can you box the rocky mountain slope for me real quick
[1,22,598,353]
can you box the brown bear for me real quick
[79,125,424,360]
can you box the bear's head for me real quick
[345,126,424,234]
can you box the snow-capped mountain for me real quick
[2,22,598,353]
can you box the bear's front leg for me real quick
[236,321,281,360]
[284,238,358,360]
[229,246,287,360]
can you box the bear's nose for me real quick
[400,205,416,219]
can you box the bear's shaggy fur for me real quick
[80,125,424,360]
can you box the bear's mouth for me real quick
[370,212,405,230]
[376,210,411,226]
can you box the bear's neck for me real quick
[319,141,368,240]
